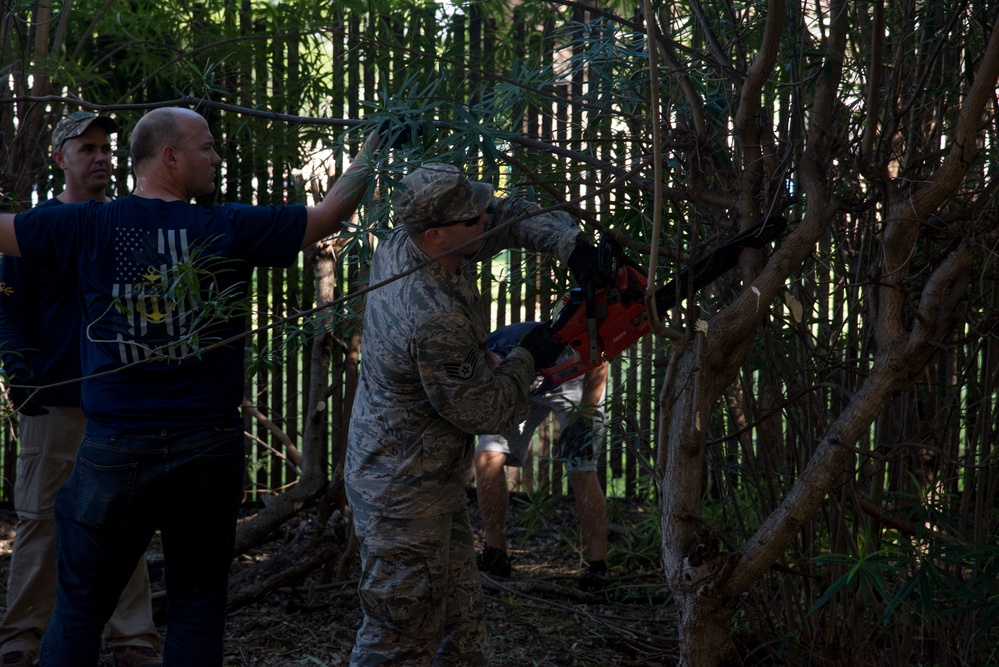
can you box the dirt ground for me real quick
[0,492,679,667]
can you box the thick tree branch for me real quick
[228,509,349,610]
[730,373,896,593]
[912,18,999,215]
[733,0,785,165]
[878,21,999,352]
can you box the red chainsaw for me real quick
[540,214,786,385]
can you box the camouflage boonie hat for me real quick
[391,162,494,231]
[52,111,119,152]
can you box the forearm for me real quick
[0,257,33,374]
[0,317,33,377]
[300,131,380,249]
[482,198,585,263]
[581,362,608,407]
[418,320,535,435]
[0,328,35,383]
[0,215,21,257]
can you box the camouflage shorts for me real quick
[476,379,605,473]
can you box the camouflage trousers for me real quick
[350,504,490,667]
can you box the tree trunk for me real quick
[1,1,53,204]
[661,338,742,667]
[674,585,739,667]
[232,239,339,556]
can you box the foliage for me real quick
[511,492,563,549]
[606,499,663,572]
[805,485,999,658]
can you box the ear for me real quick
[422,227,447,246]
[161,144,178,170]
[52,150,67,170]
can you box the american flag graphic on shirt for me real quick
[111,225,199,364]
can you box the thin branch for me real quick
[70,0,116,60]
[242,397,303,469]
[641,0,682,343]
[859,0,884,163]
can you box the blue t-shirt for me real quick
[14,195,307,433]
[487,321,565,396]
[487,321,543,358]
[0,197,83,407]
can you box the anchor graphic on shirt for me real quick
[134,266,174,324]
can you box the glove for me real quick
[517,322,564,370]
[375,114,424,149]
[567,240,611,288]
[557,420,596,460]
[8,386,48,417]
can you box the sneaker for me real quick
[111,645,163,667]
[579,563,613,592]
[0,652,34,667]
[476,545,512,578]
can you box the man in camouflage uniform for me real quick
[345,162,603,665]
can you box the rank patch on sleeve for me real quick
[442,348,478,381]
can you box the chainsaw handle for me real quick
[539,348,605,385]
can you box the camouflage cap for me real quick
[391,163,494,231]
[52,111,119,152]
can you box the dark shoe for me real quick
[0,652,34,667]
[111,645,163,667]
[579,562,613,592]
[476,546,512,578]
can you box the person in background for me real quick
[0,111,163,667]
[0,106,389,666]
[345,162,607,665]
[474,321,612,591]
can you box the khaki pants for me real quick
[0,406,160,658]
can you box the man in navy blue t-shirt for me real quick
[0,112,162,667]
[0,107,383,666]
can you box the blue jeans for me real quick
[39,427,245,667]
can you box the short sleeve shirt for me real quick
[14,195,307,433]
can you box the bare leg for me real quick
[568,471,607,562]
[474,450,509,551]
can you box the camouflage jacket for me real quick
[345,196,584,517]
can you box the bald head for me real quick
[130,108,204,168]
[129,107,221,201]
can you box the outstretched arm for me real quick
[301,130,381,249]
[0,215,20,257]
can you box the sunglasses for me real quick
[436,213,483,228]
